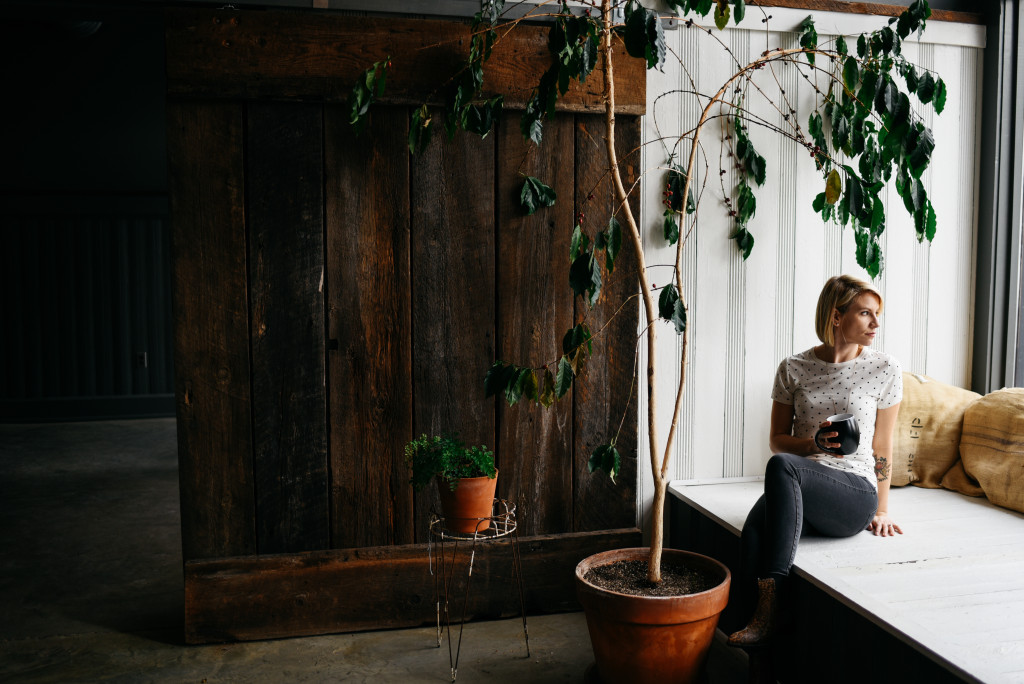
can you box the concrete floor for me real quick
[0,418,746,683]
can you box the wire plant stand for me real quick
[428,499,529,682]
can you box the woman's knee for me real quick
[765,453,801,482]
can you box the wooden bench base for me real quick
[669,479,1024,684]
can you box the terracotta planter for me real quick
[576,547,731,684]
[437,471,498,534]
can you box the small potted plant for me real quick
[405,434,498,534]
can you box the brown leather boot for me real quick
[727,577,780,646]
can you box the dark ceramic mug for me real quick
[814,413,860,456]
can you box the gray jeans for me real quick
[741,453,878,582]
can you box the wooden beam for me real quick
[748,0,985,24]
[184,528,642,644]
[164,9,646,114]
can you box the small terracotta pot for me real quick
[576,547,731,684]
[437,471,498,534]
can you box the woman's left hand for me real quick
[868,512,903,537]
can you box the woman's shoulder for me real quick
[864,347,902,372]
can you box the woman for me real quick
[728,274,903,646]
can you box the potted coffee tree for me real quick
[354,0,943,679]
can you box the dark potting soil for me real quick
[585,559,720,597]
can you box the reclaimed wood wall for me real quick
[166,8,644,641]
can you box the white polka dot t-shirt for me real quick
[771,347,903,487]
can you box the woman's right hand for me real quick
[814,420,842,454]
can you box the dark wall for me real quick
[0,8,173,422]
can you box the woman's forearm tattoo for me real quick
[874,453,891,482]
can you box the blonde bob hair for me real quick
[815,275,883,347]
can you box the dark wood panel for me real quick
[246,101,329,554]
[495,114,575,536]
[571,114,640,532]
[167,100,256,561]
[325,105,414,549]
[164,10,646,114]
[410,113,496,542]
[183,528,641,644]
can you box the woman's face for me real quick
[834,293,881,347]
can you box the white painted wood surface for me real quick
[669,480,1024,684]
[638,14,983,530]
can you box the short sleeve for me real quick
[878,356,903,408]
[771,358,794,404]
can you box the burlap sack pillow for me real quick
[940,459,985,497]
[959,388,1024,513]
[892,373,980,488]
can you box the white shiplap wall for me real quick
[637,9,985,528]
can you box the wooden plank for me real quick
[325,105,414,549]
[571,113,640,532]
[495,114,575,536]
[246,101,329,554]
[167,100,256,561]
[410,111,496,542]
[164,10,646,114]
[183,527,641,644]
[748,0,984,24]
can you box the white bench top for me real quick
[669,478,1024,684]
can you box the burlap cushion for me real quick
[940,459,985,497]
[959,388,1024,513]
[892,373,980,488]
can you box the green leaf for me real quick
[666,164,696,214]
[714,1,730,30]
[673,297,687,333]
[663,212,679,245]
[485,361,518,399]
[813,191,827,213]
[733,0,746,23]
[463,97,502,139]
[569,251,602,305]
[520,176,557,215]
[409,104,433,155]
[844,172,864,220]
[563,323,593,373]
[539,368,556,408]
[825,169,842,204]
[659,283,678,320]
[624,2,666,69]
[658,283,687,334]
[521,95,544,145]
[505,366,531,406]
[843,56,860,93]
[730,226,755,260]
[917,71,936,103]
[555,356,574,398]
[857,34,867,58]
[925,201,937,241]
[934,78,947,114]
[736,181,756,225]
[874,78,898,116]
[570,224,587,262]
[907,124,935,178]
[605,216,622,272]
[871,196,885,232]
[588,443,621,482]
[836,35,848,56]
[857,69,878,108]
[799,16,818,64]
[880,26,895,54]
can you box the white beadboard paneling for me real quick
[638,18,980,526]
